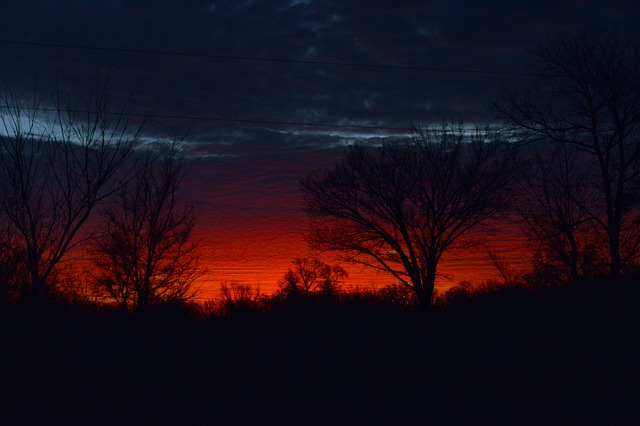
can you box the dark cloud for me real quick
[4,0,638,134]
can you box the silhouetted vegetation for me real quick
[215,280,264,318]
[2,274,639,423]
[302,122,514,310]
[0,78,142,304]
[512,142,602,285]
[89,141,203,316]
[277,257,347,298]
[496,31,640,280]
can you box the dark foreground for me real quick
[1,281,640,425]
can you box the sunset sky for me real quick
[2,1,639,298]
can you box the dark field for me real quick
[2,281,640,425]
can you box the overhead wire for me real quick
[15,106,416,132]
[0,39,535,132]
[0,39,538,76]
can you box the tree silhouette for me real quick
[0,79,141,303]
[278,257,347,297]
[218,281,262,316]
[89,142,202,315]
[302,123,513,309]
[514,143,601,284]
[496,32,640,278]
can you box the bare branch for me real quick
[302,122,514,309]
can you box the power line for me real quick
[17,106,415,133]
[1,39,517,132]
[0,39,538,77]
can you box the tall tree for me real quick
[89,142,202,315]
[514,142,600,284]
[0,80,141,303]
[302,123,513,309]
[495,32,640,278]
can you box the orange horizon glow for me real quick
[193,220,531,301]
[67,155,533,303]
[178,155,533,302]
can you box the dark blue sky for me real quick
[4,1,638,143]
[2,0,639,291]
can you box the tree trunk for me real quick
[424,267,436,309]
[415,261,437,311]
[568,234,580,284]
[28,266,43,305]
[135,285,149,317]
[608,226,621,279]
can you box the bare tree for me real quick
[495,32,640,278]
[218,281,262,316]
[89,142,202,315]
[302,123,513,309]
[0,80,141,303]
[278,257,347,297]
[514,143,602,284]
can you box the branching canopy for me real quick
[302,123,513,307]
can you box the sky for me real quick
[1,1,639,298]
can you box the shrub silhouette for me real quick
[217,281,263,318]
[277,257,347,298]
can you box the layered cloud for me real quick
[4,0,638,146]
